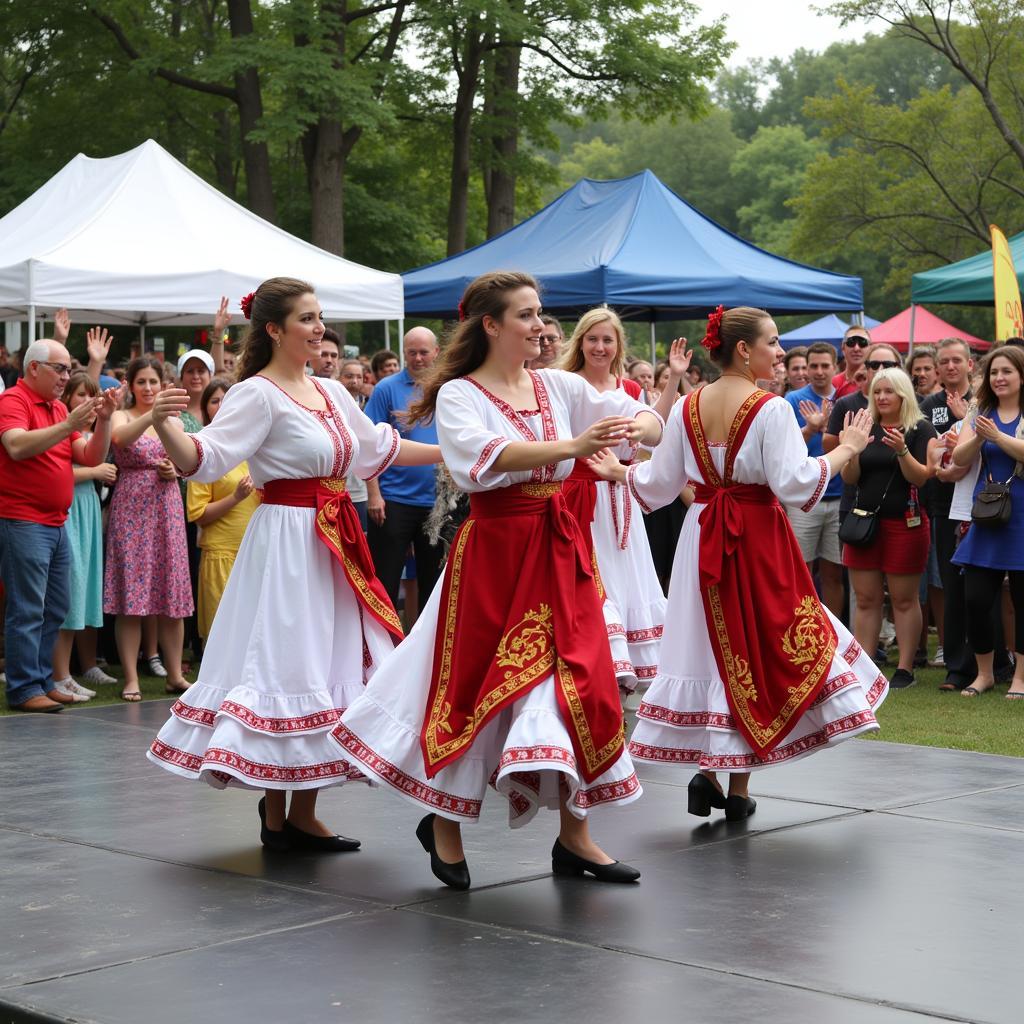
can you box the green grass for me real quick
[864,662,1024,758]
[0,665,197,716]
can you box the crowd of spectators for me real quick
[1,302,1021,710]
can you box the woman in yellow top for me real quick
[187,378,261,638]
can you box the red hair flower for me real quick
[240,291,256,320]
[457,300,466,322]
[701,304,725,352]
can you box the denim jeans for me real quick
[0,518,70,705]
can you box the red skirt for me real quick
[842,513,930,574]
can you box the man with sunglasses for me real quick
[833,326,872,400]
[0,340,122,712]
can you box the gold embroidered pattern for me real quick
[520,483,560,497]
[319,476,348,493]
[556,658,624,777]
[781,596,830,675]
[496,605,554,672]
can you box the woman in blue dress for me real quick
[952,346,1024,698]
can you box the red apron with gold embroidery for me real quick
[262,478,403,644]
[420,482,624,784]
[684,389,837,756]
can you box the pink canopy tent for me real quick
[871,304,990,353]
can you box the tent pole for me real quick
[139,316,147,352]
[28,305,36,343]
[398,317,405,368]
[908,304,916,357]
[649,321,656,365]
[384,320,390,350]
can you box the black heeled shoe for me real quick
[551,839,640,883]
[257,797,290,852]
[416,814,471,890]
[282,820,360,853]
[687,773,727,817]
[724,795,757,822]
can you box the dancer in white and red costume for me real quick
[559,308,691,691]
[332,271,663,889]
[590,305,888,820]
[145,278,440,852]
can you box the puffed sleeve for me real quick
[435,381,515,491]
[760,397,832,510]
[182,380,272,482]
[324,381,401,480]
[624,400,688,513]
[549,370,664,439]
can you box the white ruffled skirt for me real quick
[629,507,888,771]
[332,583,643,827]
[593,480,666,692]
[146,504,394,790]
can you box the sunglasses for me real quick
[844,337,870,348]
[867,360,900,370]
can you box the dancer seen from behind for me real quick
[146,277,441,852]
[333,271,664,889]
[589,306,888,820]
[558,308,688,692]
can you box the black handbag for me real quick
[839,465,899,548]
[971,452,1013,528]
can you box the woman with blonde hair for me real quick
[556,307,687,692]
[842,367,937,689]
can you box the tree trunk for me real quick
[212,109,238,198]
[447,28,487,256]
[226,0,277,223]
[484,42,521,238]
[308,118,347,255]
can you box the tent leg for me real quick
[398,318,404,368]
[140,321,147,352]
[650,322,656,365]
[28,305,36,344]
[384,320,390,350]
[908,305,916,357]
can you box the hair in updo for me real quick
[708,306,773,367]
[237,277,316,381]
[408,270,540,424]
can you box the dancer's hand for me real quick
[839,408,873,454]
[572,416,633,457]
[586,447,625,482]
[152,388,189,425]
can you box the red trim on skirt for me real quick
[842,512,930,574]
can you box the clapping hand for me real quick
[798,398,831,433]
[66,397,103,433]
[947,391,969,421]
[974,415,1000,443]
[880,425,906,452]
[86,326,113,367]
[234,474,254,501]
[94,382,126,421]
[54,308,71,345]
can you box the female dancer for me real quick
[558,310,687,691]
[332,271,663,889]
[146,277,440,851]
[589,306,887,820]
[106,356,194,701]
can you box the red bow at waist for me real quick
[262,477,403,643]
[692,483,778,589]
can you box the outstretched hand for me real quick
[573,416,633,458]
[839,408,873,455]
[86,326,113,366]
[54,308,71,345]
[667,338,692,377]
[586,447,624,482]
[213,295,231,338]
[152,387,190,425]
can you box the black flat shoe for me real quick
[724,795,757,822]
[687,773,727,817]
[551,839,640,883]
[257,797,290,852]
[282,820,360,853]
[415,813,470,890]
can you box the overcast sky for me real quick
[695,0,869,67]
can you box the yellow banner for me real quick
[991,224,1023,341]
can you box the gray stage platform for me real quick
[1,700,1019,1024]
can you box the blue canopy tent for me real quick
[779,313,881,351]
[403,172,864,338]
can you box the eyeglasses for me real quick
[37,361,72,377]
[844,337,870,348]
[867,360,900,370]
[538,334,560,346]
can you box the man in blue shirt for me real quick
[785,341,844,617]
[365,327,442,611]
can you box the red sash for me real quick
[420,482,624,784]
[565,458,635,551]
[684,389,837,756]
[262,478,403,643]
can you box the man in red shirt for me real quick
[0,340,122,711]
[833,325,872,400]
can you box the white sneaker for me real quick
[928,646,945,668]
[80,665,119,686]
[53,677,93,702]
[146,655,168,678]
[879,618,896,644]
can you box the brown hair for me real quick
[783,346,808,368]
[408,271,540,423]
[906,347,936,371]
[124,356,165,407]
[805,341,837,364]
[237,277,315,381]
[559,307,627,378]
[370,349,399,377]
[709,306,773,367]
[320,327,341,349]
[200,377,233,426]
[975,346,1024,416]
[61,371,99,407]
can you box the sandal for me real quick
[961,683,995,697]
[1006,689,1024,701]
[165,680,191,694]
[120,689,142,703]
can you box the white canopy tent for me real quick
[0,139,404,346]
